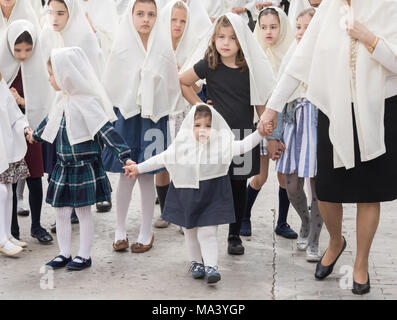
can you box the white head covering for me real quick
[41,47,117,145]
[288,0,311,30]
[0,0,40,35]
[30,0,45,20]
[102,0,182,122]
[0,77,28,175]
[0,19,54,129]
[284,0,397,169]
[184,13,276,106]
[163,103,235,189]
[254,6,294,75]
[203,0,224,20]
[40,0,104,77]
[79,0,119,61]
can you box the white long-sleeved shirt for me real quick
[137,130,263,174]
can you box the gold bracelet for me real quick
[367,36,379,54]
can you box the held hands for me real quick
[267,140,285,161]
[25,128,36,144]
[123,160,139,179]
[258,108,278,137]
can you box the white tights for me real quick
[183,226,218,268]
[0,183,13,244]
[115,173,155,245]
[55,206,93,259]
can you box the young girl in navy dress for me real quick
[125,104,265,283]
[30,47,132,271]
[102,0,181,253]
[179,13,275,255]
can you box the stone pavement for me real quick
[1,169,396,300]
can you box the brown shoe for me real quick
[130,235,154,253]
[113,238,129,251]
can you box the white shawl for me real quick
[40,0,104,77]
[102,0,182,122]
[288,0,311,30]
[163,103,235,189]
[203,0,224,20]
[284,0,397,169]
[0,78,28,174]
[0,0,40,35]
[41,47,117,145]
[254,6,294,75]
[0,19,53,129]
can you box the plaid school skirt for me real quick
[46,158,112,208]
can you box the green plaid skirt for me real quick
[46,158,112,208]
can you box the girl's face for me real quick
[171,8,187,42]
[215,26,239,59]
[193,116,211,144]
[47,63,61,91]
[0,0,16,9]
[48,1,69,32]
[132,2,157,36]
[14,42,33,62]
[296,14,313,43]
[259,14,281,46]
[309,0,322,7]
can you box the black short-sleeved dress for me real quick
[194,59,260,180]
[316,95,397,203]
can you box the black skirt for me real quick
[315,95,397,203]
[162,175,236,229]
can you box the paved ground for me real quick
[1,169,397,300]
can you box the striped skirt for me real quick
[276,99,318,178]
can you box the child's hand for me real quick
[232,7,246,14]
[25,129,37,144]
[123,160,138,179]
[10,88,25,107]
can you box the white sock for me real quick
[55,207,73,259]
[183,227,202,263]
[197,226,218,268]
[0,184,12,244]
[75,206,94,260]
[115,174,136,242]
[137,174,155,245]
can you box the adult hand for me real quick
[260,108,278,136]
[346,20,376,48]
[267,140,284,161]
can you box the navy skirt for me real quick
[102,108,170,174]
[162,175,236,229]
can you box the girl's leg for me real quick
[16,179,28,214]
[55,207,73,259]
[137,174,156,245]
[74,206,94,260]
[183,227,202,263]
[307,178,324,253]
[154,170,170,228]
[197,226,218,268]
[355,203,380,284]
[317,200,344,266]
[115,173,136,242]
[285,174,310,237]
[11,183,19,239]
[0,184,11,244]
[26,177,44,233]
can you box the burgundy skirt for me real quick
[25,142,44,178]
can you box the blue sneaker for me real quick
[66,256,92,271]
[190,261,205,279]
[45,255,72,269]
[204,266,221,284]
[275,223,298,239]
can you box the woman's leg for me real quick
[26,177,44,233]
[55,207,73,258]
[285,174,310,237]
[137,174,156,245]
[317,200,344,266]
[115,173,136,242]
[307,178,323,252]
[74,206,94,260]
[183,227,202,263]
[355,202,380,284]
[197,226,218,268]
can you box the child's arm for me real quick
[124,153,166,179]
[232,130,265,156]
[98,122,131,165]
[179,68,204,106]
[31,116,49,143]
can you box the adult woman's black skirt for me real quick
[315,95,397,203]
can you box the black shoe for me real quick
[228,235,245,255]
[239,220,252,237]
[50,222,56,234]
[31,228,53,244]
[71,210,79,224]
[96,201,112,213]
[17,207,30,217]
[352,273,370,295]
[275,223,298,239]
[155,197,160,205]
[315,236,346,280]
[45,255,72,269]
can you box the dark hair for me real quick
[132,0,157,13]
[47,0,67,5]
[15,31,33,46]
[194,105,212,121]
[204,15,248,72]
[258,7,280,24]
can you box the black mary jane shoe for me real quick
[352,273,370,295]
[31,228,54,244]
[315,236,346,280]
[96,201,112,213]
